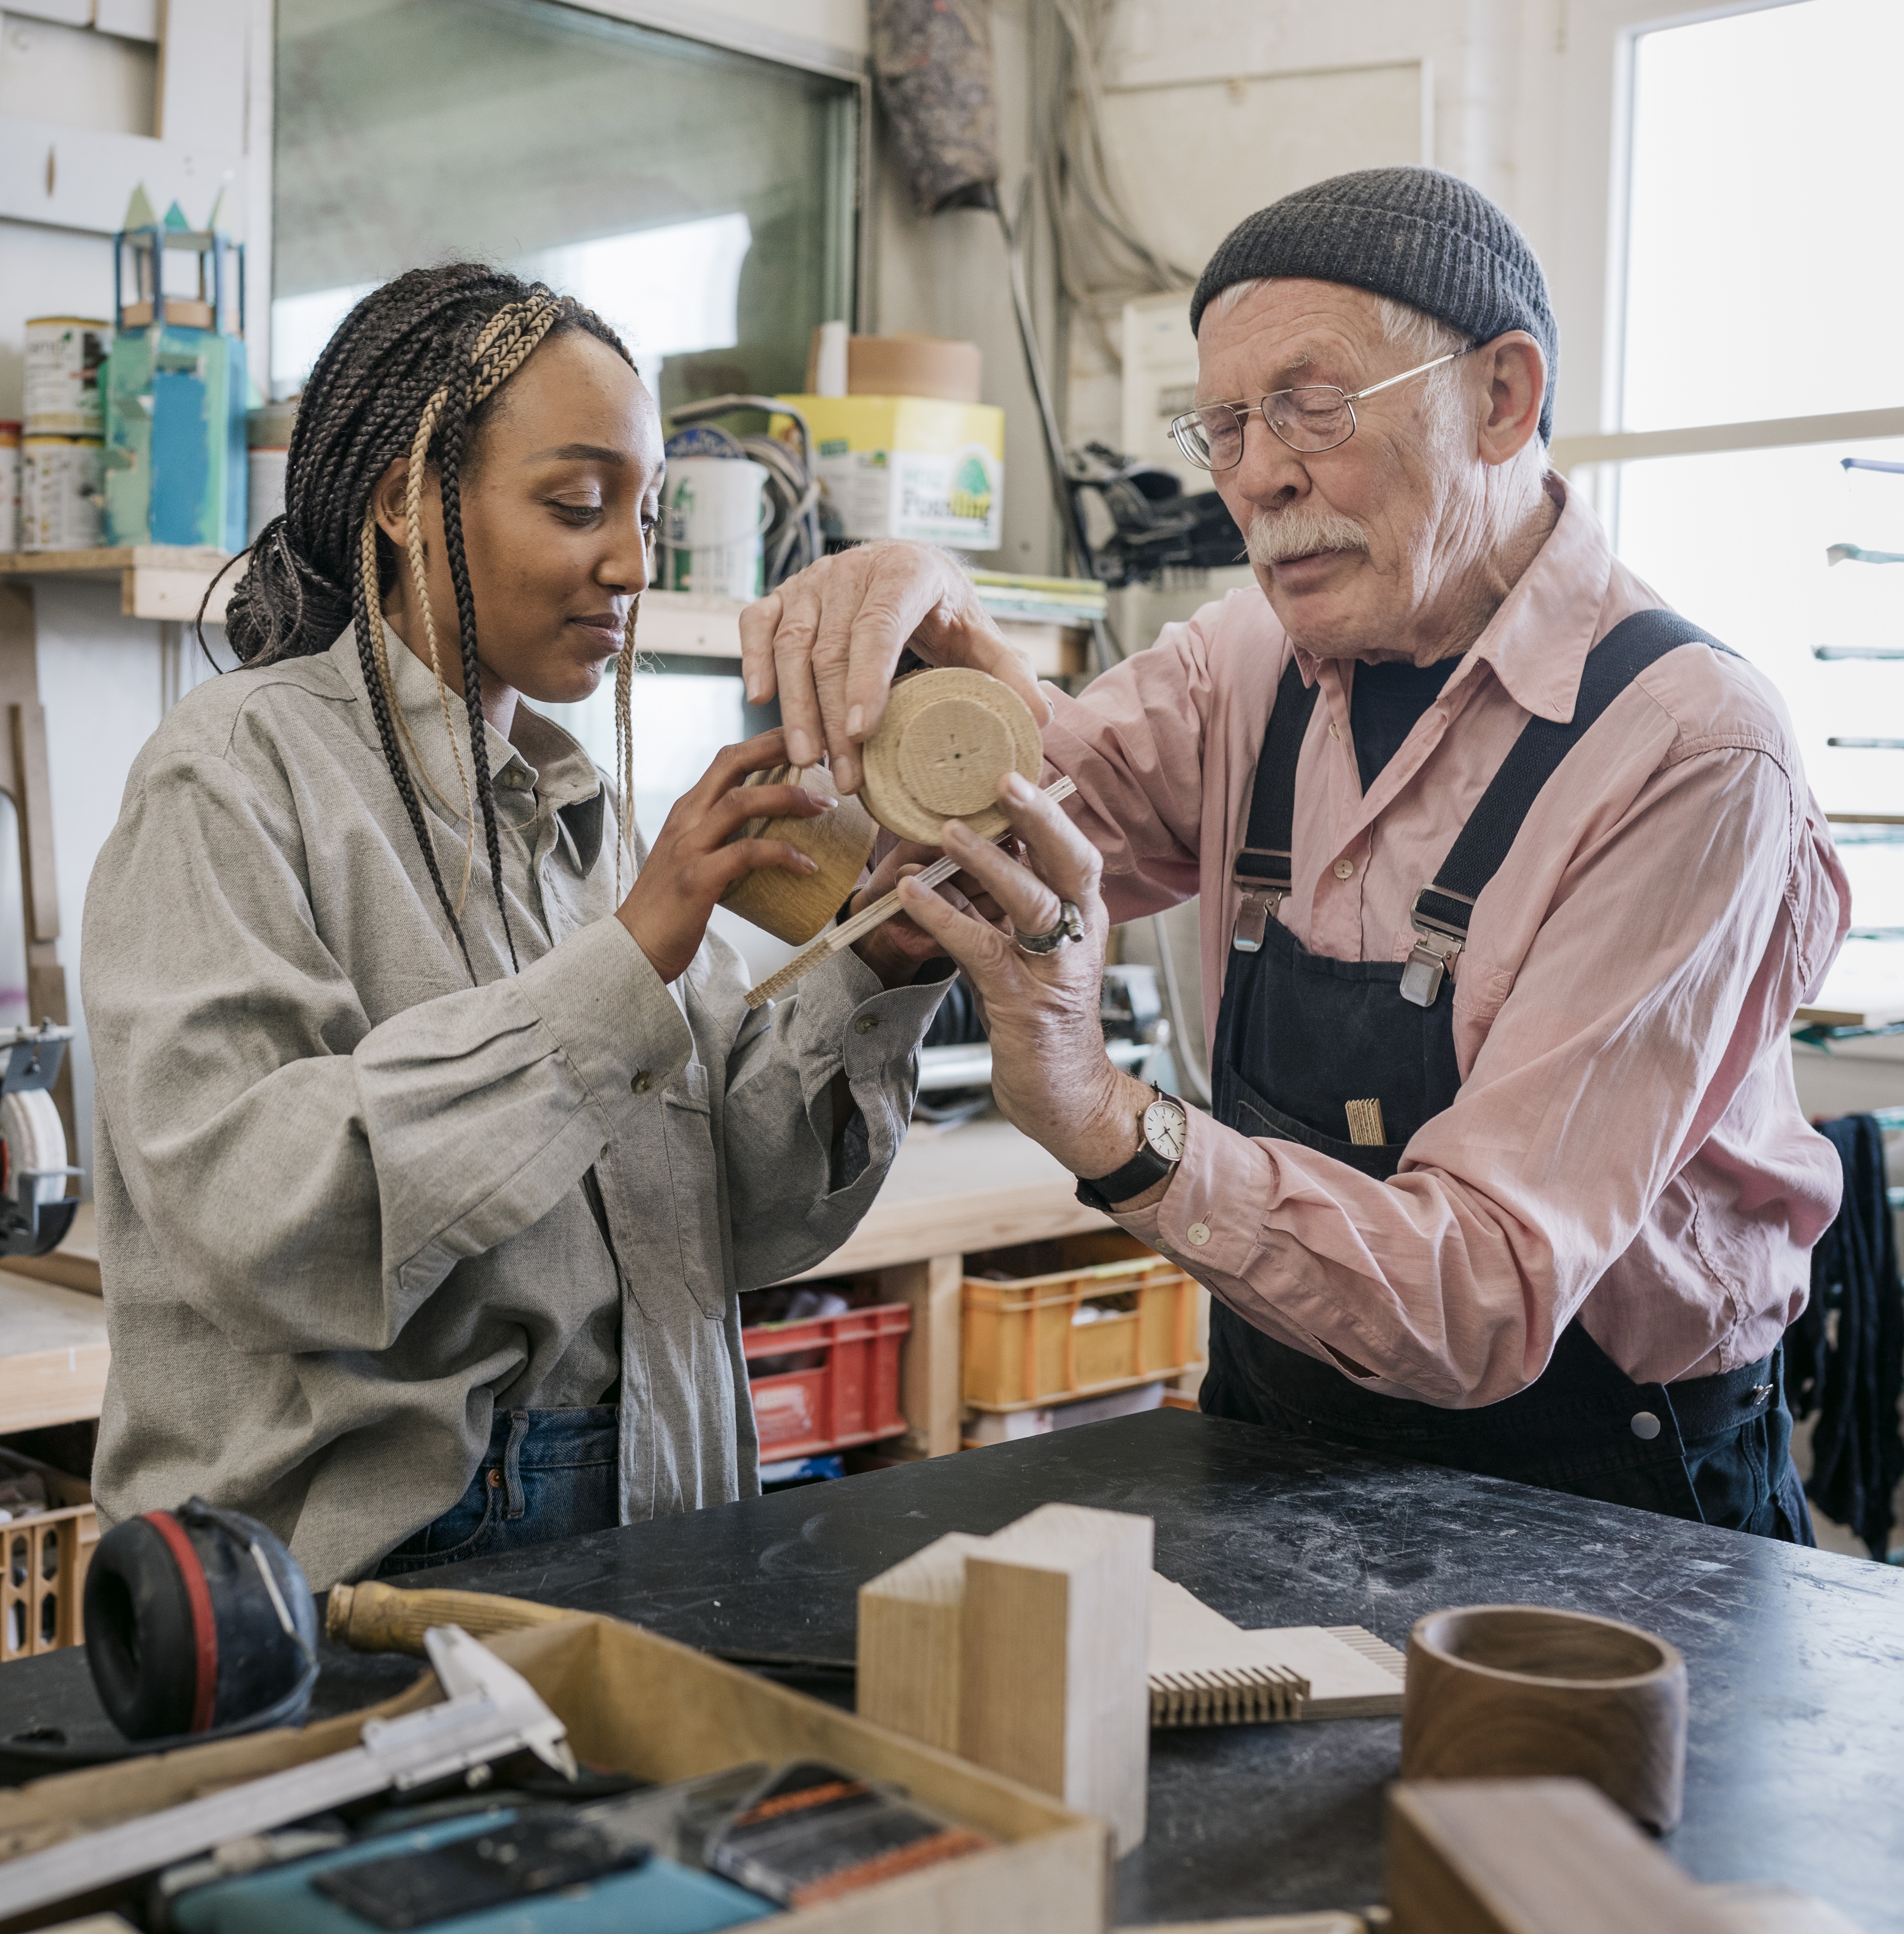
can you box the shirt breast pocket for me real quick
[662,1061,730,1320]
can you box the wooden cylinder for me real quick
[859,667,1042,845]
[1400,1605,1687,1831]
[719,761,878,946]
[326,1579,583,1659]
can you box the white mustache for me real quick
[1245,506,1369,566]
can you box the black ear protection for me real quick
[82,1496,320,1744]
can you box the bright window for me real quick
[1610,0,1904,934]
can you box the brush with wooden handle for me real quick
[327,1579,583,1658]
[744,775,1078,1010]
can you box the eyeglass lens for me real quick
[1172,387,1356,469]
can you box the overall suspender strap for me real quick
[1400,607,1738,1006]
[1231,656,1321,952]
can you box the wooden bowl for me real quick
[718,761,878,946]
[859,666,1042,844]
[1400,1605,1687,1831]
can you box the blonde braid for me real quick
[361,506,445,886]
[404,386,476,911]
[614,594,639,905]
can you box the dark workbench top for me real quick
[6,1409,1902,1926]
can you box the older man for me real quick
[742,168,1847,1540]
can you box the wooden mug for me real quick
[719,761,878,946]
[1400,1604,1688,1831]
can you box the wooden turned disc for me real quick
[719,762,877,947]
[860,667,1042,844]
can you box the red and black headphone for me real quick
[82,1496,320,1744]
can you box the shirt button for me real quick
[631,1070,652,1093]
[1186,1222,1210,1246]
[1327,721,1340,741]
[1630,1411,1661,1440]
[854,1015,879,1035]
[1332,858,1355,881]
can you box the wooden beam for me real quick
[888,1253,963,1458]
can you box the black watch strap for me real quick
[1077,1138,1176,1213]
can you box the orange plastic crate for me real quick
[963,1231,1202,1412]
[744,1301,911,1459]
[0,1448,97,1664]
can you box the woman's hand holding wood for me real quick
[617,729,831,984]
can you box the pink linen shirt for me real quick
[1042,478,1849,1405]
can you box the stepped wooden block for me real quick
[959,1503,1153,1855]
[855,1531,992,1752]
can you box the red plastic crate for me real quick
[743,1301,911,1459]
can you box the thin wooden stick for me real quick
[744,776,1078,1009]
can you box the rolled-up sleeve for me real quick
[724,948,950,1288]
[83,749,694,1356]
[1113,742,1841,1404]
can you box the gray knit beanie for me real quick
[1190,167,1559,441]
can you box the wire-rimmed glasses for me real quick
[1169,347,1474,472]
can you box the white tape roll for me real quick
[1,1088,67,1204]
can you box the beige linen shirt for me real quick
[1045,478,1849,1406]
[83,628,944,1587]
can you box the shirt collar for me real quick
[1285,473,1614,725]
[328,624,610,873]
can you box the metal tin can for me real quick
[0,423,18,555]
[24,317,111,439]
[20,437,104,552]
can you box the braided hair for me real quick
[212,264,645,981]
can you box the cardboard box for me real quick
[0,1613,1111,1934]
[847,335,982,405]
[777,395,1004,552]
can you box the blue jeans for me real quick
[376,1404,619,1577]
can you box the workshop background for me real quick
[0,0,1899,1571]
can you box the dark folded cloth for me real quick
[1786,1114,1904,1558]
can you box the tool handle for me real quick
[327,1579,582,1657]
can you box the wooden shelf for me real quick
[0,558,1090,676]
[0,547,236,622]
[0,1269,108,1432]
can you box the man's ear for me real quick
[371,457,411,551]
[1475,332,1546,468]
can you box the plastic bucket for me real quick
[662,455,768,600]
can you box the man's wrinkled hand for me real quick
[893,772,1150,1181]
[737,541,1049,798]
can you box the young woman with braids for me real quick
[79,266,967,1588]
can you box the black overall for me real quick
[1199,610,1814,1542]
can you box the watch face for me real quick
[1143,1098,1188,1162]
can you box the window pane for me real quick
[273,0,859,408]
[1624,0,1904,431]
[1613,441,1904,817]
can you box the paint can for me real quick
[20,437,104,552]
[24,317,111,439]
[661,455,769,601]
[0,424,18,554]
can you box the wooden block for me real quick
[1386,1779,1736,1934]
[960,1503,1153,1854]
[855,1531,993,1752]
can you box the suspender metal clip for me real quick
[1231,848,1292,953]
[1400,888,1474,1007]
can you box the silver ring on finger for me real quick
[1014,899,1085,956]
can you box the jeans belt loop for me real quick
[502,1409,532,1520]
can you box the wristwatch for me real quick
[1075,1084,1189,1212]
